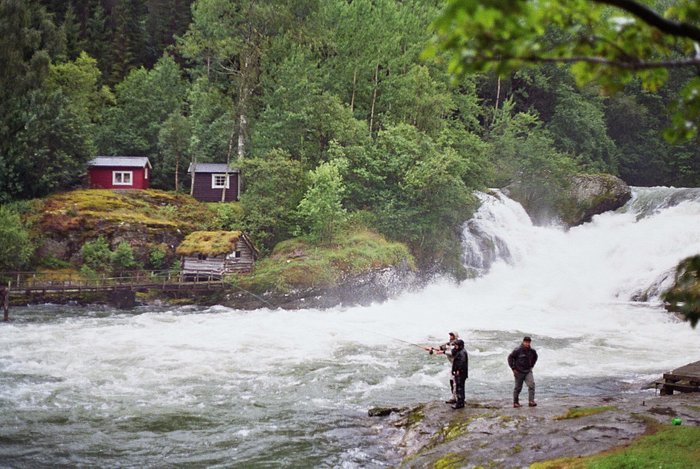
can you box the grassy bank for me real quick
[237,230,415,294]
[532,424,700,469]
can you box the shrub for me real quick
[80,236,112,272]
[211,202,244,230]
[148,244,168,269]
[0,206,33,271]
[111,241,138,275]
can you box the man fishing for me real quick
[508,336,538,408]
[451,339,468,409]
[426,331,460,404]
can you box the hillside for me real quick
[32,189,218,269]
[10,188,415,306]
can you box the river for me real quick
[1,187,699,467]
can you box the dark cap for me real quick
[523,336,532,342]
[455,339,464,348]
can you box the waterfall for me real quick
[462,187,700,303]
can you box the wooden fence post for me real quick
[2,282,9,322]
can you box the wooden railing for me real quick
[0,269,226,293]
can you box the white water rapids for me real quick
[1,187,699,467]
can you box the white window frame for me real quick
[113,171,133,186]
[145,167,149,179]
[212,173,230,189]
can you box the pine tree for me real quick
[109,0,147,84]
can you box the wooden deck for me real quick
[656,360,700,395]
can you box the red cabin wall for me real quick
[89,166,149,189]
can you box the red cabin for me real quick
[88,156,152,190]
[188,163,240,202]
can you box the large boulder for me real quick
[505,173,631,226]
[561,174,632,226]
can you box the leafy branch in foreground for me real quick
[427,0,700,140]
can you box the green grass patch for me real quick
[531,425,700,469]
[554,406,616,420]
[237,229,415,293]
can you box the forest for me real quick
[1,0,699,274]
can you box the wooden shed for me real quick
[176,231,258,279]
[88,156,152,189]
[188,163,240,202]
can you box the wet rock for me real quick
[369,393,700,468]
[504,173,631,227]
[561,174,632,226]
[368,406,405,417]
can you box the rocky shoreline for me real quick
[370,392,700,468]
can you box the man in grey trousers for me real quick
[507,336,538,408]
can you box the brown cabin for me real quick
[188,163,240,202]
[177,231,258,279]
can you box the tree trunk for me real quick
[350,68,357,112]
[369,63,380,134]
[236,53,252,161]
[223,122,237,202]
[189,155,196,196]
[174,153,180,192]
[492,76,501,125]
[237,113,247,160]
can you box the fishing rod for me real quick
[359,328,438,354]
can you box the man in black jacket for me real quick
[451,339,468,409]
[507,336,538,408]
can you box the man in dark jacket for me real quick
[451,339,468,409]
[428,331,459,404]
[507,336,538,408]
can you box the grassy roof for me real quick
[176,231,242,256]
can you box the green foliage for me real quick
[296,161,347,243]
[111,241,138,274]
[97,55,186,185]
[148,244,168,269]
[429,0,700,141]
[547,87,618,172]
[0,206,34,271]
[211,202,244,231]
[486,100,578,220]
[239,150,308,252]
[663,255,700,328]
[185,76,234,170]
[80,236,112,272]
[158,111,192,191]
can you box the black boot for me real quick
[451,402,465,409]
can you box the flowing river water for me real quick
[1,187,699,467]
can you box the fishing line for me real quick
[231,284,277,309]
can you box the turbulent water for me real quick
[2,187,699,467]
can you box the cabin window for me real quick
[234,251,241,258]
[212,174,229,189]
[113,171,133,185]
[197,254,208,260]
